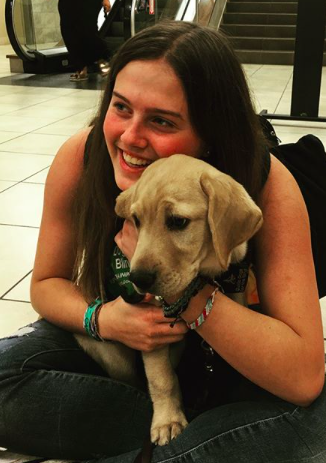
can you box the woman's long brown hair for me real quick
[73,20,265,302]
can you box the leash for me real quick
[133,438,154,463]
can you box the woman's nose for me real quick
[120,119,148,149]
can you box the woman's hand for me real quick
[113,220,188,351]
[103,0,111,13]
[98,297,188,352]
[114,219,138,261]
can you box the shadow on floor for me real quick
[0,72,106,91]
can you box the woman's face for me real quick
[103,59,204,190]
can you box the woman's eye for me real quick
[166,216,190,231]
[113,102,128,112]
[152,117,174,129]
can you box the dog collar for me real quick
[156,275,210,321]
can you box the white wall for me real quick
[0,1,10,45]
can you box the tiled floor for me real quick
[0,45,325,461]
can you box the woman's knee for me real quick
[0,319,104,377]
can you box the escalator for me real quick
[5,0,213,75]
[5,0,128,74]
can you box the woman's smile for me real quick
[118,148,153,172]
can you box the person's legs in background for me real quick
[57,0,109,81]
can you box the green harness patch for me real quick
[107,245,143,303]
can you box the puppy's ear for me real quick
[115,186,135,219]
[200,171,263,270]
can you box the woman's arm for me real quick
[30,130,187,348]
[30,128,92,332]
[181,155,325,406]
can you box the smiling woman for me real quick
[0,19,325,463]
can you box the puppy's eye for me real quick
[166,216,190,231]
[133,214,140,228]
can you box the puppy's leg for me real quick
[75,335,139,387]
[142,347,188,446]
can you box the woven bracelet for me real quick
[186,283,222,330]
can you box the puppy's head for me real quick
[115,155,263,298]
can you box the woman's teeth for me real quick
[123,152,151,167]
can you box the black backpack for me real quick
[260,116,326,299]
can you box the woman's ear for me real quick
[200,171,263,270]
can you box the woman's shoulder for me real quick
[256,152,310,263]
[259,153,304,207]
[58,126,93,162]
[47,127,93,182]
[44,127,93,208]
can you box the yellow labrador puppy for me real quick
[76,154,263,446]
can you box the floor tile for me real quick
[0,92,57,108]
[0,104,29,116]
[0,133,69,155]
[0,114,57,133]
[24,167,50,184]
[8,87,79,97]
[253,65,294,78]
[0,300,38,338]
[37,92,101,108]
[0,84,27,94]
[7,105,89,121]
[0,225,38,297]
[0,183,44,227]
[0,131,23,143]
[275,101,291,115]
[35,109,95,136]
[0,448,72,463]
[249,78,291,93]
[274,125,326,145]
[3,273,31,302]
[35,99,97,113]
[0,181,16,192]
[242,64,263,76]
[0,87,23,96]
[252,95,280,114]
[272,119,326,130]
[0,450,38,462]
[0,151,53,182]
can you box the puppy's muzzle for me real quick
[129,269,157,293]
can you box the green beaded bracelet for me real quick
[83,298,105,341]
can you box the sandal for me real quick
[69,70,88,82]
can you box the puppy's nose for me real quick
[129,270,156,292]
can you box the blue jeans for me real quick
[0,319,326,462]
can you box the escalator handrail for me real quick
[176,0,193,21]
[130,0,138,36]
[5,0,36,62]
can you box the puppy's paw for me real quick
[151,417,188,446]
